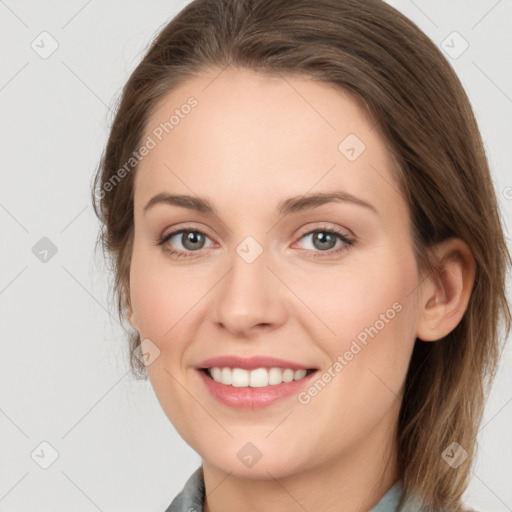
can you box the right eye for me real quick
[157,228,214,258]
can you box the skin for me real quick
[127,67,475,512]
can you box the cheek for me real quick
[299,248,418,379]
[297,257,412,338]
[129,247,199,342]
[327,258,417,403]
[129,252,204,434]
[287,257,418,454]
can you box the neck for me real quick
[202,404,400,512]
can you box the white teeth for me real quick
[249,368,268,387]
[211,367,222,381]
[282,368,295,383]
[221,367,232,385]
[268,367,283,385]
[206,367,309,387]
[231,368,249,387]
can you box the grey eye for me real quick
[169,230,210,251]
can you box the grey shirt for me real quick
[164,466,428,512]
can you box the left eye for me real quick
[296,228,352,252]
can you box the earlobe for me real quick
[416,238,476,342]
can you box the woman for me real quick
[91,0,511,510]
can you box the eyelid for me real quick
[295,223,354,240]
[158,222,215,242]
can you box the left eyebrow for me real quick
[142,191,378,216]
[277,191,378,216]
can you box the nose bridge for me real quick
[212,234,286,335]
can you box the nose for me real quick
[211,244,288,338]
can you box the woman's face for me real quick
[128,67,423,479]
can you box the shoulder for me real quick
[164,466,205,512]
[370,480,479,512]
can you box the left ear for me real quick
[416,237,476,342]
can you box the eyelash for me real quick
[155,224,356,260]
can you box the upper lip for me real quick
[197,355,317,371]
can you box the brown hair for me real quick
[91,0,511,509]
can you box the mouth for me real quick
[196,365,320,410]
[199,367,318,387]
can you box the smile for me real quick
[204,367,315,387]
[197,367,319,410]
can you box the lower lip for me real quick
[196,369,318,410]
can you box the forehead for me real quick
[134,67,403,219]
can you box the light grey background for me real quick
[0,1,511,511]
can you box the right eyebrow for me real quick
[143,193,215,215]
